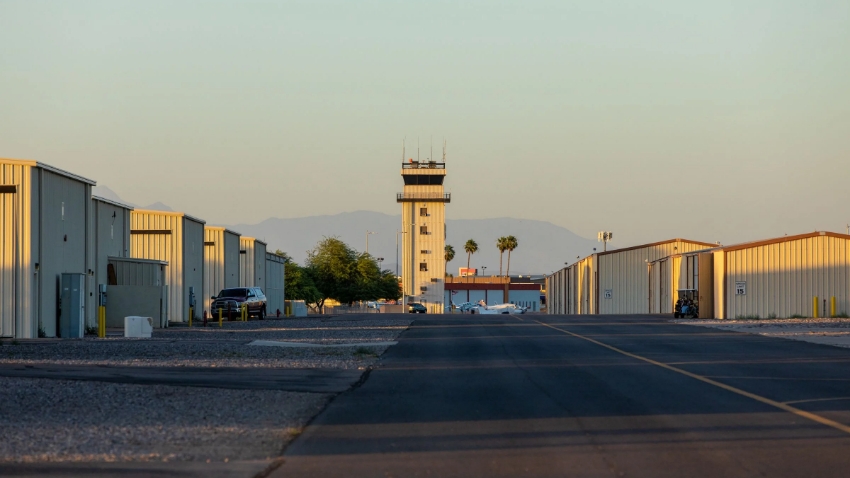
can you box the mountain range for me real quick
[94,186,597,275]
[227,211,596,276]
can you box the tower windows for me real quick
[420,207,429,217]
[420,225,430,235]
[420,262,429,272]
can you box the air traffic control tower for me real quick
[397,155,450,313]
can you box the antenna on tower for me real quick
[402,137,405,162]
[417,137,420,162]
[430,135,433,162]
[442,139,447,162]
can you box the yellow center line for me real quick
[533,319,850,436]
[784,396,850,405]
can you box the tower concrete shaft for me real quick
[397,159,450,314]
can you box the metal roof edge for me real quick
[720,231,850,253]
[0,158,97,185]
[241,236,268,245]
[597,238,717,256]
[204,225,242,236]
[92,195,134,210]
[131,209,206,224]
[108,256,168,265]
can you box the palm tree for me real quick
[496,237,509,276]
[505,235,518,277]
[444,244,455,276]
[464,239,478,281]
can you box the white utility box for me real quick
[124,316,153,338]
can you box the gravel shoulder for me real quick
[0,316,411,369]
[674,317,850,348]
[0,314,412,465]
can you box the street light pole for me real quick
[396,230,407,278]
[366,230,377,254]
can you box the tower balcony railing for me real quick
[402,161,445,169]
[396,192,451,203]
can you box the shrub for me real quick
[735,314,760,320]
[767,313,777,319]
[789,314,806,319]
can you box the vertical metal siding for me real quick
[89,199,131,327]
[182,217,204,321]
[265,252,285,314]
[109,258,165,286]
[724,235,850,319]
[223,231,240,289]
[131,211,182,323]
[0,163,33,338]
[204,227,224,314]
[254,241,267,291]
[240,237,255,287]
[597,240,712,315]
[38,170,89,337]
[204,227,240,314]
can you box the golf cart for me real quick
[674,289,699,318]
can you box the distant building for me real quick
[397,156,450,313]
[444,276,542,312]
[459,267,477,277]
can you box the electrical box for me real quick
[60,273,86,338]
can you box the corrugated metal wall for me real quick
[224,231,240,289]
[88,198,131,328]
[38,169,91,337]
[265,252,285,315]
[204,227,240,314]
[254,240,267,292]
[182,217,204,321]
[0,163,32,338]
[239,238,267,290]
[131,211,183,323]
[597,240,712,314]
[240,237,256,288]
[108,258,166,286]
[724,234,850,319]
[649,256,681,314]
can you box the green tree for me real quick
[505,235,518,277]
[304,237,400,307]
[306,237,358,305]
[274,249,293,263]
[464,239,478,280]
[444,244,455,276]
[378,270,402,301]
[496,237,509,276]
[284,261,321,306]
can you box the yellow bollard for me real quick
[243,304,247,321]
[188,307,193,328]
[813,296,819,318]
[98,306,106,338]
[218,308,223,328]
[831,296,837,318]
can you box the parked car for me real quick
[210,287,267,319]
[408,302,427,314]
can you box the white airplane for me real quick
[470,300,527,315]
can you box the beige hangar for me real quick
[204,226,241,314]
[239,237,267,289]
[130,209,205,323]
[1,158,95,338]
[714,231,850,320]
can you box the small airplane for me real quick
[470,300,527,315]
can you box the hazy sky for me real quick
[2,1,848,247]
